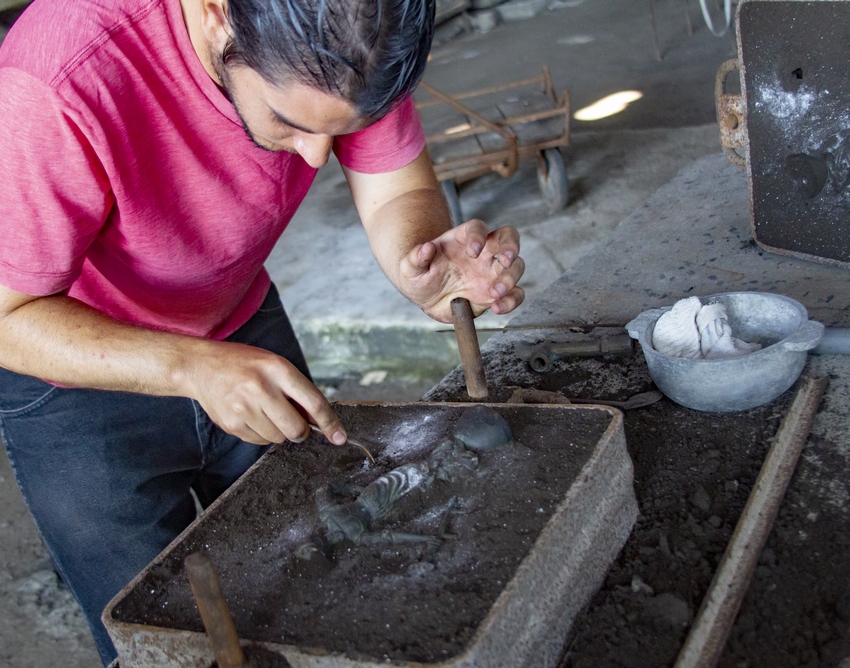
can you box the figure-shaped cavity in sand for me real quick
[296,406,513,560]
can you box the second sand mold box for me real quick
[110,403,624,664]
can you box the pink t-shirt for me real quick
[0,0,425,340]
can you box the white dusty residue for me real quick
[280,515,315,545]
[757,84,814,120]
[381,413,442,460]
[803,111,850,153]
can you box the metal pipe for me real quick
[417,82,517,145]
[812,328,850,355]
[184,552,248,668]
[516,335,634,372]
[673,375,829,668]
[435,322,625,333]
[308,424,375,463]
[451,298,489,400]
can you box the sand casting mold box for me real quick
[103,403,638,668]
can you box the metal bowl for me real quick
[626,292,824,412]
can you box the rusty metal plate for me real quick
[103,402,636,668]
[739,0,850,268]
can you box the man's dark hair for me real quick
[223,0,435,119]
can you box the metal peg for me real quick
[451,298,489,400]
[185,552,248,668]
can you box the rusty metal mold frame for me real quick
[103,403,637,668]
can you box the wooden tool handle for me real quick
[451,298,489,400]
[185,552,248,668]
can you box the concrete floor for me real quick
[0,1,743,665]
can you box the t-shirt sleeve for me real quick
[0,68,112,296]
[333,96,426,174]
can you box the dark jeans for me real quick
[0,284,309,666]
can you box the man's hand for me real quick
[398,219,525,323]
[180,340,346,446]
[345,150,526,324]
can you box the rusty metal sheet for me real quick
[738,0,850,268]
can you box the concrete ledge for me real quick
[294,320,461,380]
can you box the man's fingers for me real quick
[490,226,521,267]
[492,285,525,315]
[250,416,292,446]
[392,220,526,322]
[191,343,350,448]
[314,418,347,446]
[407,241,438,274]
[490,255,526,301]
[458,219,489,258]
[220,393,339,448]
[279,373,346,446]
[300,392,347,446]
[213,409,281,446]
[264,380,345,445]
[228,397,298,445]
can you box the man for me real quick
[0,0,524,662]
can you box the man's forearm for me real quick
[0,289,347,445]
[0,292,206,395]
[360,186,452,296]
[344,149,453,300]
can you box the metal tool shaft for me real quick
[451,297,489,400]
[309,424,375,462]
[673,375,829,668]
[185,552,248,668]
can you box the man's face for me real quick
[215,59,370,168]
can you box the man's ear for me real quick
[199,0,233,51]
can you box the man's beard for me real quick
[212,52,289,153]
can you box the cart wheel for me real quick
[537,148,569,211]
[441,179,464,227]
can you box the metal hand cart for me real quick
[415,67,571,226]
